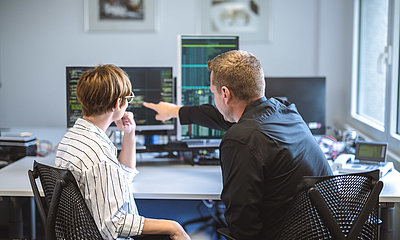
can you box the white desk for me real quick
[1,154,400,202]
[0,154,223,200]
[133,164,222,200]
[380,169,400,202]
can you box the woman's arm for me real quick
[141,218,190,240]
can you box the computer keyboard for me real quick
[185,139,221,148]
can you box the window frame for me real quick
[349,0,400,156]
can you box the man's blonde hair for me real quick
[207,50,265,102]
[77,64,132,116]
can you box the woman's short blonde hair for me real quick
[77,64,132,116]
[207,50,265,102]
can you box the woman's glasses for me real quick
[125,92,135,104]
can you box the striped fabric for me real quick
[55,118,144,239]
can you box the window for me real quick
[351,0,400,155]
[356,0,388,127]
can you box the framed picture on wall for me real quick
[85,0,159,32]
[199,0,272,42]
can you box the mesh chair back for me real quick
[29,160,103,240]
[279,170,383,240]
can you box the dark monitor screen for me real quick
[66,66,174,131]
[177,35,239,140]
[265,77,326,135]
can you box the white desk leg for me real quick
[380,202,394,240]
[30,197,36,240]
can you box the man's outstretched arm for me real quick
[143,102,233,131]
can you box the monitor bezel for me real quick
[176,34,239,141]
[265,76,326,135]
[355,140,388,163]
[66,66,175,132]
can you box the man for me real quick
[143,50,332,240]
[55,64,190,240]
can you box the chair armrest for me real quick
[217,227,237,240]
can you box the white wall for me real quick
[318,1,354,132]
[0,0,352,130]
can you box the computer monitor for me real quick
[66,66,174,132]
[265,77,326,135]
[177,35,239,140]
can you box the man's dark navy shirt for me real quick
[179,97,332,240]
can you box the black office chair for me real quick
[28,160,171,240]
[279,170,383,240]
[217,170,383,240]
